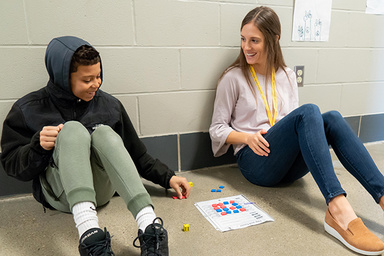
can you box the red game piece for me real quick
[230,206,236,210]
[172,196,178,199]
[230,200,235,204]
[212,204,218,207]
[221,212,227,216]
[240,208,246,212]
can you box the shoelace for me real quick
[133,217,166,255]
[83,230,114,256]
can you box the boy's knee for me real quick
[91,125,120,145]
[60,121,90,140]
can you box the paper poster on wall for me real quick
[292,0,332,42]
[366,0,384,14]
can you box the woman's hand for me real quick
[40,124,64,150]
[246,129,270,156]
[169,175,191,199]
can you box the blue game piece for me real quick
[216,209,222,212]
[211,189,216,192]
[233,210,239,213]
[232,203,238,206]
[227,211,232,214]
[219,186,225,189]
[236,205,242,209]
[216,189,221,192]
[223,208,229,212]
[223,201,229,205]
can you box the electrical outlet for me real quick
[294,66,304,87]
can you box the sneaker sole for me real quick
[324,221,384,256]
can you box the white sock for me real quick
[136,206,157,232]
[72,202,100,238]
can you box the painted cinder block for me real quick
[24,0,135,45]
[180,48,239,90]
[340,82,384,116]
[317,49,371,84]
[332,0,367,12]
[99,48,180,94]
[0,1,28,44]
[0,47,46,99]
[220,3,255,47]
[298,85,342,113]
[135,0,219,46]
[139,91,215,136]
[100,48,180,93]
[346,13,384,48]
[113,95,139,133]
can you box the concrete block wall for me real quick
[1,0,384,196]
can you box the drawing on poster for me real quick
[292,0,332,42]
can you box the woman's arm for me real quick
[227,129,270,156]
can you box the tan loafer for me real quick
[324,209,384,255]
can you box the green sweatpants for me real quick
[39,121,153,218]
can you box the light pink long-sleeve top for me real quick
[209,66,299,157]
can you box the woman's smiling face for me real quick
[241,22,267,73]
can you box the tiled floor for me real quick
[1,142,384,255]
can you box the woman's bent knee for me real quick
[322,110,343,123]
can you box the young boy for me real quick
[1,36,191,256]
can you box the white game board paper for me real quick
[194,194,274,232]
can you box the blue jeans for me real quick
[236,104,384,205]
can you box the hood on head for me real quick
[45,36,103,95]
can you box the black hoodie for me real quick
[1,36,174,207]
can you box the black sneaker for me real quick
[78,228,115,256]
[133,217,169,256]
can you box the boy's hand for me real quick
[40,124,64,150]
[169,175,191,199]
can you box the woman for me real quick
[209,6,384,255]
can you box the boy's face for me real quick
[70,62,101,102]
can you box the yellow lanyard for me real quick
[249,65,277,126]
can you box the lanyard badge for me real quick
[249,65,277,126]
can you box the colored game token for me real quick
[223,201,229,205]
[227,211,232,214]
[219,186,225,189]
[236,205,242,209]
[230,200,235,204]
[221,212,227,216]
[211,189,216,192]
[232,203,238,206]
[233,210,239,213]
[216,209,222,212]
[223,208,229,212]
[212,204,218,207]
[240,208,246,212]
[216,189,221,192]
[230,206,236,210]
